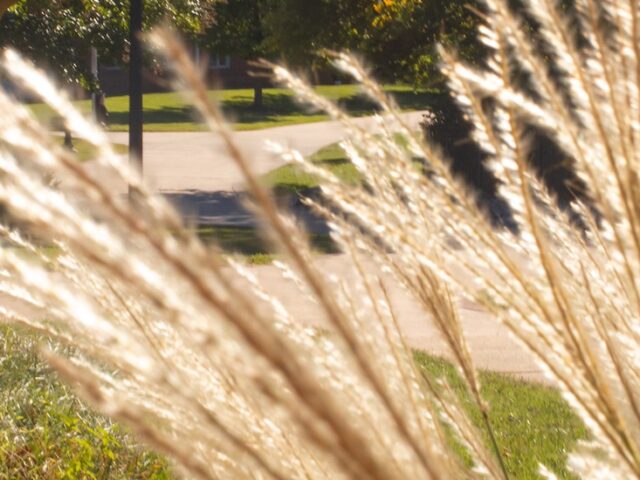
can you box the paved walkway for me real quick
[83,112,546,383]
[91,112,427,228]
[101,111,428,194]
[253,254,544,383]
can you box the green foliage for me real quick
[0,326,173,479]
[259,0,373,68]
[199,0,481,87]
[1,0,480,90]
[258,0,482,87]
[199,0,269,105]
[368,0,484,85]
[0,0,214,89]
[201,0,265,59]
[0,321,586,478]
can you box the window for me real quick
[209,54,231,70]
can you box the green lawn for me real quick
[263,138,428,195]
[415,352,587,478]
[262,142,359,195]
[9,226,334,266]
[51,137,128,162]
[0,324,585,479]
[197,225,339,264]
[30,85,436,132]
[16,227,337,266]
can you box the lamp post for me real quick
[129,0,143,194]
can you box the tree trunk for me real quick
[253,85,263,110]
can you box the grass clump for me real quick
[264,139,425,195]
[0,324,585,479]
[70,139,127,163]
[0,326,172,479]
[3,0,640,476]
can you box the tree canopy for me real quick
[0,0,483,90]
[0,0,214,89]
[201,0,264,60]
[368,0,482,85]
[258,0,372,68]
[257,0,482,88]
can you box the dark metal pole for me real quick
[90,47,98,121]
[129,0,143,193]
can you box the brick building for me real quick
[98,48,259,96]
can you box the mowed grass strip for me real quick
[7,226,333,267]
[415,352,587,479]
[30,85,435,132]
[263,136,424,195]
[50,137,128,162]
[0,325,585,479]
[262,142,359,195]
[196,225,339,264]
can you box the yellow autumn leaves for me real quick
[372,0,420,26]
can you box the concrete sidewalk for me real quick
[251,254,545,384]
[0,252,543,383]
[99,111,427,194]
[79,112,547,384]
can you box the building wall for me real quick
[98,54,263,96]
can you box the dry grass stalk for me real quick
[0,0,638,478]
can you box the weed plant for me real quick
[0,327,171,478]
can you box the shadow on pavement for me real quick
[163,189,331,234]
